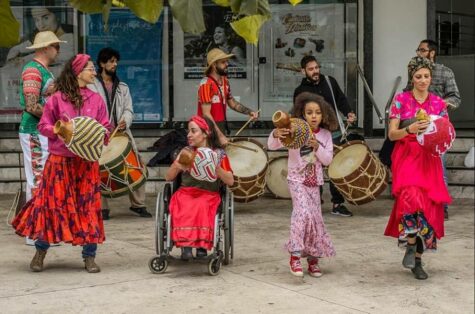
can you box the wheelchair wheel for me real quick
[208,257,222,276]
[149,256,168,274]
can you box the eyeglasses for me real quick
[82,67,96,72]
[416,48,430,53]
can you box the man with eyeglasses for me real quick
[408,39,461,220]
[88,47,152,220]
[19,31,65,245]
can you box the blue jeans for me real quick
[35,241,97,258]
[441,154,448,211]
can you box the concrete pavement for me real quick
[0,193,473,314]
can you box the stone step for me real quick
[0,150,471,168]
[1,136,473,153]
[1,163,473,185]
[1,180,472,199]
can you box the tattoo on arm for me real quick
[25,94,43,117]
[232,100,252,115]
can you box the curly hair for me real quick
[55,56,83,109]
[292,92,339,132]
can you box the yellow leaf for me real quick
[288,0,304,6]
[169,0,205,34]
[124,0,164,24]
[212,0,230,6]
[230,15,269,45]
[0,0,20,47]
[68,0,104,13]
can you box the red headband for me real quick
[189,115,210,134]
[72,54,90,76]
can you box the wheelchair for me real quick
[148,176,234,276]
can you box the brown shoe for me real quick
[84,256,101,273]
[30,249,47,272]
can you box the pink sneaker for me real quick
[307,258,323,278]
[290,255,303,277]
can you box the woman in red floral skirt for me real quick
[13,54,111,273]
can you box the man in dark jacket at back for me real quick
[294,55,357,217]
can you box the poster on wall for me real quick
[263,4,344,100]
[183,5,247,79]
[86,10,163,122]
[0,6,77,122]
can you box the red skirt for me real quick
[384,135,450,239]
[12,155,105,245]
[169,186,221,250]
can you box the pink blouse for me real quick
[389,91,448,120]
[38,87,112,157]
[267,127,333,185]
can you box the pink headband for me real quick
[72,54,90,76]
[189,115,210,134]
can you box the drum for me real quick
[225,138,269,203]
[328,140,388,205]
[416,115,456,156]
[54,116,106,162]
[266,156,291,199]
[99,133,147,198]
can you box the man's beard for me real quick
[105,68,116,77]
[306,73,319,83]
[216,67,228,76]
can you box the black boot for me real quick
[181,247,193,261]
[411,258,428,280]
[402,244,416,269]
[102,209,110,220]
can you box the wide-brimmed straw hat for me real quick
[204,48,234,75]
[26,31,66,50]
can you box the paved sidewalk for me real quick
[0,194,473,314]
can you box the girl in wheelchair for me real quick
[165,115,234,261]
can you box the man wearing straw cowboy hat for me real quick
[198,48,259,145]
[18,31,65,245]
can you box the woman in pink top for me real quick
[268,92,338,278]
[384,56,451,280]
[13,54,111,273]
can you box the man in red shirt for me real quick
[198,48,258,144]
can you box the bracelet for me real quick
[405,126,411,134]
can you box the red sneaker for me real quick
[290,255,303,277]
[307,258,323,278]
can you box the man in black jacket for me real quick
[294,55,357,217]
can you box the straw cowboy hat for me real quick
[204,48,234,75]
[26,31,66,50]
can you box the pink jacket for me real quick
[267,127,333,185]
[38,88,112,157]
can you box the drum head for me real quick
[99,135,130,165]
[328,143,368,179]
[266,157,291,199]
[225,139,268,177]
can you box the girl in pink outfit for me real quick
[268,92,338,277]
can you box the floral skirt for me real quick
[286,180,336,258]
[12,154,105,245]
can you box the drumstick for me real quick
[110,126,120,139]
[226,142,258,153]
[234,109,261,137]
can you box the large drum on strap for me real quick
[328,140,388,205]
[99,133,147,198]
[265,156,291,199]
[225,138,268,203]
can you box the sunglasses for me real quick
[49,44,60,51]
[416,48,430,53]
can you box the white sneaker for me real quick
[25,237,35,246]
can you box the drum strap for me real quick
[325,75,346,136]
[207,76,230,135]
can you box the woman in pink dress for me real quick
[268,92,338,278]
[384,56,451,280]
